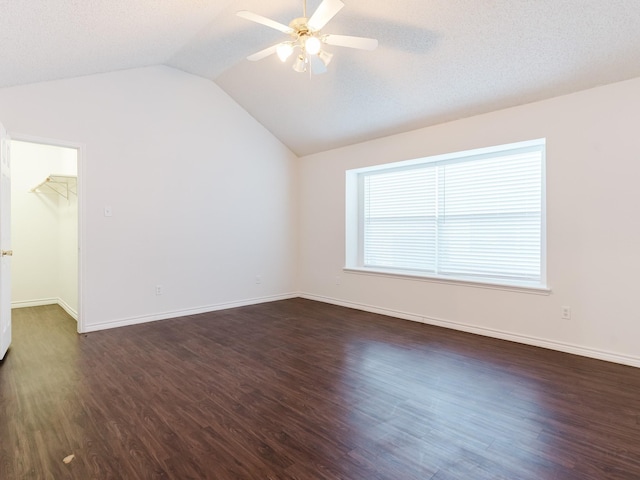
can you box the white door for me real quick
[0,124,11,360]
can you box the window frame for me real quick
[345,139,549,294]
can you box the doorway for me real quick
[10,139,80,329]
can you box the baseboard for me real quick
[57,298,78,321]
[299,293,640,369]
[82,293,299,333]
[12,297,78,321]
[12,298,58,309]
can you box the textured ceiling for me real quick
[1,1,640,156]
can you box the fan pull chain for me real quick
[303,0,307,18]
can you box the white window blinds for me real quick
[359,143,544,286]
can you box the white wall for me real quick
[298,76,640,367]
[0,66,298,331]
[57,147,79,315]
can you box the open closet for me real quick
[10,140,78,320]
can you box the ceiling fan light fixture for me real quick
[238,0,378,76]
[304,35,322,55]
[318,50,333,66]
[293,54,307,73]
[276,42,294,62]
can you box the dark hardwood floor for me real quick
[1,299,640,479]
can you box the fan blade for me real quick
[308,54,328,75]
[323,34,378,51]
[247,44,279,62]
[237,10,293,34]
[307,0,344,31]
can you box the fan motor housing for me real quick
[289,17,312,36]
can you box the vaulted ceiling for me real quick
[1,1,640,156]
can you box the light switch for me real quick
[104,206,113,217]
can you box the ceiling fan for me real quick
[237,0,378,75]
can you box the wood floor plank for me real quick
[2,299,640,479]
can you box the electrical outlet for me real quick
[561,306,571,320]
[335,275,341,285]
[155,285,163,296]
[255,275,262,284]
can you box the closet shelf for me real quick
[30,175,77,199]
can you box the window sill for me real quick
[342,267,551,296]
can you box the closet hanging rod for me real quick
[30,174,77,199]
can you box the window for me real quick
[346,139,546,289]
